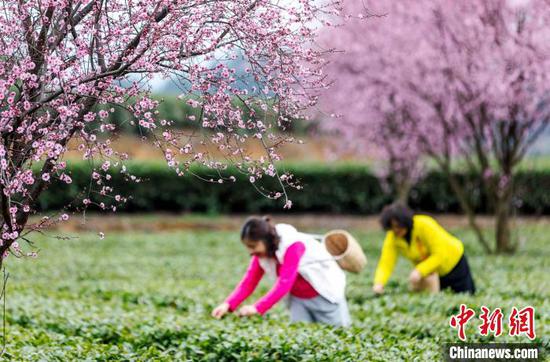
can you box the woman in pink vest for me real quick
[211,216,350,327]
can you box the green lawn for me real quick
[2,220,549,361]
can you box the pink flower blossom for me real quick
[0,0,338,263]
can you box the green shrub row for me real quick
[37,162,550,214]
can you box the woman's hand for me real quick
[211,302,230,319]
[372,283,384,295]
[237,304,258,317]
[409,269,422,285]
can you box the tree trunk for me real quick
[447,173,492,253]
[494,185,516,254]
[394,177,411,205]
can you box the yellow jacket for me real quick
[374,215,464,286]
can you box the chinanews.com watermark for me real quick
[443,304,544,361]
[443,343,543,361]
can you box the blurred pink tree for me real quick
[322,0,550,253]
[0,0,342,266]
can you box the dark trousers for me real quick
[439,255,476,294]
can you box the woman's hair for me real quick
[240,216,280,257]
[380,202,414,241]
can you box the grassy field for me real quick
[2,218,549,361]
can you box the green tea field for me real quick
[2,217,548,361]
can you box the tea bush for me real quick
[2,220,549,360]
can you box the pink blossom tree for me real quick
[0,0,343,267]
[318,4,428,204]
[321,0,550,253]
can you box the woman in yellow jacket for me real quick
[373,203,475,295]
